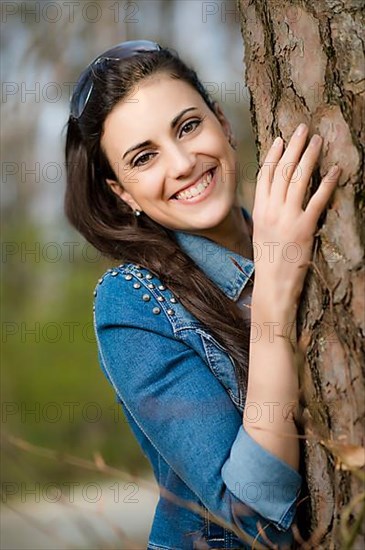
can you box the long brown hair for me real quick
[64,46,250,392]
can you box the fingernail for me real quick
[310,134,322,147]
[328,165,340,176]
[273,136,282,147]
[296,123,307,136]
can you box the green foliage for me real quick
[2,222,151,486]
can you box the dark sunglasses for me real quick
[70,39,162,120]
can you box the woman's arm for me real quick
[243,123,341,469]
[245,297,300,470]
[94,267,301,544]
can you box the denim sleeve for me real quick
[221,425,302,531]
[93,270,302,544]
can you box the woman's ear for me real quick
[105,178,141,211]
[212,101,237,150]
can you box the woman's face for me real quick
[101,72,239,233]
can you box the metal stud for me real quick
[158,284,166,291]
[146,273,153,280]
[157,296,165,302]
[111,270,118,276]
[170,297,177,303]
[93,289,97,297]
[133,282,141,289]
[147,283,155,289]
[166,309,175,315]
[142,294,151,302]
[124,274,133,280]
[136,272,143,278]
[98,277,103,284]
[135,264,141,269]
[152,307,161,315]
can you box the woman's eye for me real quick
[133,152,155,167]
[180,119,202,137]
[131,119,202,167]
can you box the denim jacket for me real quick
[92,207,302,549]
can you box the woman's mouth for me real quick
[170,168,217,204]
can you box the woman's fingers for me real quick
[254,124,340,226]
[254,136,283,204]
[304,165,341,226]
[285,133,323,209]
[269,123,309,206]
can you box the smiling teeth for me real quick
[175,170,213,200]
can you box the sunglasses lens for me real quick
[70,68,94,119]
[70,40,161,120]
[101,39,161,60]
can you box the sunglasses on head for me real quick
[70,39,162,121]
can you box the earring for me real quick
[134,209,141,217]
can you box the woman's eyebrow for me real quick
[122,106,198,160]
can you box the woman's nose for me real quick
[165,143,196,179]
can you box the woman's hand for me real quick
[252,122,341,316]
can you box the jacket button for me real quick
[142,294,151,302]
[166,309,175,315]
[152,307,161,314]
[124,274,133,280]
[133,282,141,289]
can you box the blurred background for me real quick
[1,0,256,547]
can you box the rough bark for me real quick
[238,1,364,548]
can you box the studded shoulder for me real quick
[92,262,179,322]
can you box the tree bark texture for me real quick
[238,1,364,548]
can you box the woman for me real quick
[64,40,340,549]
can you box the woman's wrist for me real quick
[252,282,298,325]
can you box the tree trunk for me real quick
[238,1,364,548]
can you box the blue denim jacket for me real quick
[93,207,302,549]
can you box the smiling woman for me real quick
[64,40,340,549]
[101,73,241,246]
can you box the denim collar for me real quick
[171,207,255,302]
